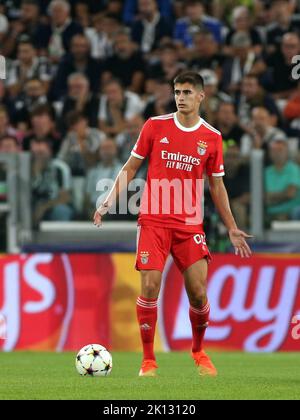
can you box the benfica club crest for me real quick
[197,141,208,156]
[140,251,150,265]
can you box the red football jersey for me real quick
[131,112,225,230]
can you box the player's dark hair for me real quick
[174,71,204,90]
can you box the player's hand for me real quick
[93,203,109,227]
[229,228,253,258]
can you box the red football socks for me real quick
[136,296,158,361]
[189,301,210,353]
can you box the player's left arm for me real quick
[208,176,253,258]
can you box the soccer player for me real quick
[93,71,252,377]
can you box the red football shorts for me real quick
[135,225,212,273]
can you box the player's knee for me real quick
[188,287,207,308]
[141,274,161,298]
[142,282,160,298]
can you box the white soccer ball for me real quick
[75,344,113,377]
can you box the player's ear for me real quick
[198,90,205,101]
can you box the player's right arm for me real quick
[93,155,143,227]
[93,118,153,227]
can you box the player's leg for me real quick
[184,258,210,354]
[184,258,209,351]
[183,259,217,376]
[171,230,217,376]
[136,270,162,376]
[135,226,171,376]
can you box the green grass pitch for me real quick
[0,351,299,400]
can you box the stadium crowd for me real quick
[0,0,300,236]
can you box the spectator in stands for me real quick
[143,78,176,120]
[199,69,231,125]
[224,5,263,55]
[237,74,281,129]
[257,32,300,99]
[84,137,122,218]
[146,42,186,84]
[173,0,185,20]
[85,13,120,60]
[215,101,246,152]
[116,114,145,163]
[266,0,300,53]
[98,79,145,136]
[130,0,173,54]
[102,30,146,94]
[58,73,100,133]
[240,106,287,157]
[0,13,9,55]
[284,82,300,124]
[189,29,226,75]
[254,0,275,30]
[58,111,105,177]
[265,138,300,221]
[101,0,124,22]
[0,135,20,210]
[73,1,90,29]
[123,0,173,25]
[174,0,222,48]
[0,135,20,153]
[224,143,250,230]
[46,0,83,64]
[0,80,13,118]
[12,78,48,128]
[51,33,101,100]
[212,0,256,24]
[6,36,52,98]
[0,106,21,141]
[221,32,260,94]
[70,0,109,16]
[1,0,46,57]
[23,104,61,155]
[31,138,73,226]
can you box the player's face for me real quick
[174,83,204,115]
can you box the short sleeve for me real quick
[131,118,153,160]
[206,134,225,177]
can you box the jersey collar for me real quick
[173,112,203,132]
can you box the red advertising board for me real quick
[0,254,115,351]
[160,254,300,352]
[0,253,299,352]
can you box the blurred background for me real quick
[0,0,299,354]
